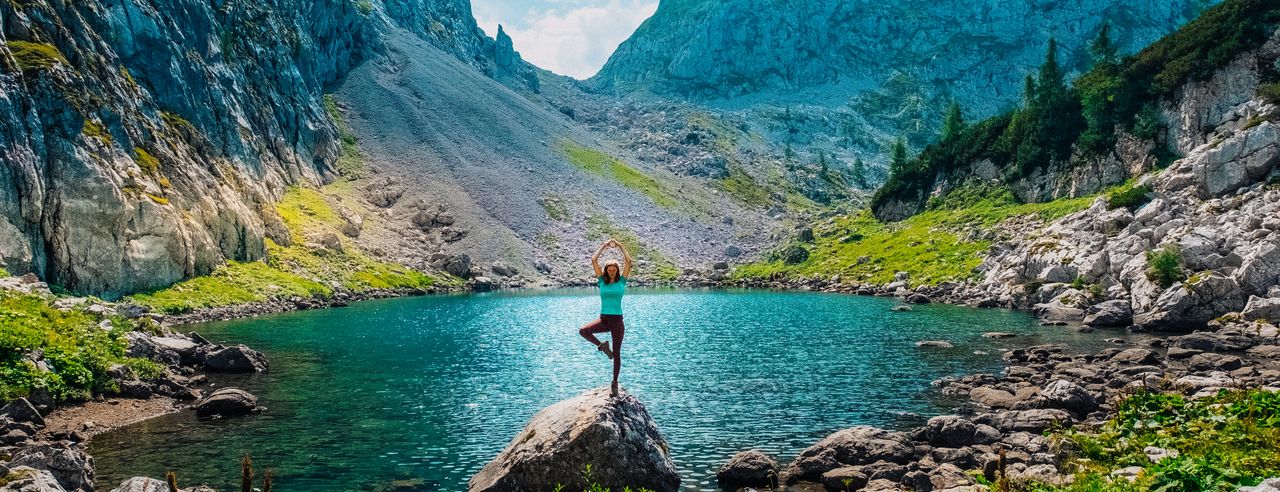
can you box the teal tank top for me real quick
[598,275,626,315]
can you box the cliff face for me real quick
[0,0,532,297]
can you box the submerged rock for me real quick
[194,388,262,419]
[469,387,679,492]
[200,345,268,373]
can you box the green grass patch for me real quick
[134,147,161,176]
[7,41,67,72]
[82,119,112,146]
[1261,82,1280,104]
[160,111,196,134]
[560,141,679,209]
[1146,247,1185,288]
[586,215,680,282]
[0,291,161,402]
[737,188,1094,286]
[324,94,364,178]
[129,186,441,314]
[0,267,10,277]
[1106,181,1153,210]
[1048,389,1280,491]
[717,165,771,206]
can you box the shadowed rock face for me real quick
[468,387,679,492]
[0,0,530,298]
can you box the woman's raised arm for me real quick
[591,240,609,278]
[617,240,634,278]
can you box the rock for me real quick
[820,467,867,491]
[1144,446,1179,463]
[724,245,742,258]
[109,477,168,492]
[1032,299,1084,323]
[1041,379,1098,414]
[1009,464,1066,486]
[1247,345,1280,359]
[975,409,1072,433]
[915,340,953,348]
[1168,332,1254,352]
[781,245,809,265]
[982,332,1016,339]
[782,426,914,484]
[917,415,979,447]
[201,345,268,373]
[1188,353,1244,371]
[1174,372,1232,393]
[0,466,68,492]
[891,305,912,312]
[151,336,199,365]
[317,232,343,252]
[1239,478,1280,492]
[1083,300,1133,327]
[469,276,495,291]
[905,293,931,304]
[716,450,779,488]
[125,332,180,366]
[1110,466,1145,482]
[445,254,472,277]
[194,388,262,418]
[491,262,518,277]
[1134,274,1246,330]
[1242,296,1280,322]
[6,443,94,492]
[1111,348,1158,365]
[469,387,679,492]
[340,213,363,238]
[969,387,1019,409]
[928,463,975,490]
[712,261,729,271]
[1,398,45,426]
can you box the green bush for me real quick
[1145,247,1185,288]
[1107,182,1153,210]
[1055,389,1280,491]
[0,291,159,401]
[1260,82,1280,104]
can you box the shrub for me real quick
[780,245,809,265]
[1107,182,1153,210]
[1259,82,1280,104]
[1146,247,1185,288]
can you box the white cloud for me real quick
[475,0,657,80]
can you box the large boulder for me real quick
[1242,296,1280,323]
[1083,300,1133,327]
[6,443,94,492]
[1,398,45,426]
[914,415,987,447]
[1133,274,1246,330]
[716,450,779,488]
[200,345,267,373]
[0,466,68,492]
[194,388,262,418]
[975,409,1072,434]
[1040,379,1098,414]
[782,426,914,484]
[109,477,167,492]
[469,387,679,492]
[124,332,180,366]
[1167,332,1254,352]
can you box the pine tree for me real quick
[1089,23,1118,66]
[941,103,965,143]
[1036,38,1066,109]
[889,137,909,176]
[851,157,868,188]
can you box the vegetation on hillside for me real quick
[871,0,1280,218]
[736,186,1095,286]
[1042,389,1280,491]
[324,94,365,178]
[129,186,441,314]
[561,141,681,209]
[1,291,163,402]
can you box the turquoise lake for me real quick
[90,288,1127,491]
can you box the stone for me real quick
[820,466,867,491]
[6,443,94,492]
[195,388,262,418]
[0,466,68,492]
[109,477,169,492]
[1168,332,1254,352]
[782,426,914,484]
[969,387,1019,409]
[724,245,742,257]
[125,332,180,366]
[1,398,45,426]
[905,293,931,304]
[469,387,679,492]
[1032,300,1084,323]
[1188,353,1244,371]
[1144,446,1179,463]
[1242,295,1280,322]
[491,262,518,277]
[1083,300,1133,327]
[928,463,975,490]
[201,345,268,373]
[982,332,1016,339]
[917,415,978,447]
[1040,379,1098,414]
[916,340,953,348]
[716,450,779,488]
[445,254,473,277]
[1239,478,1280,492]
[1134,274,1246,330]
[975,409,1072,433]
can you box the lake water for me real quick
[90,288,1124,491]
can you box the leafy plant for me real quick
[1145,247,1185,288]
[1107,182,1153,210]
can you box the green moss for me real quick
[324,95,364,178]
[1049,389,1280,492]
[1106,180,1153,210]
[119,66,137,88]
[353,0,373,14]
[586,215,680,282]
[0,291,160,402]
[134,147,161,176]
[129,186,442,314]
[160,111,196,134]
[7,41,67,72]
[737,188,1094,286]
[82,119,112,146]
[560,141,679,209]
[717,165,771,206]
[145,193,169,205]
[539,195,569,221]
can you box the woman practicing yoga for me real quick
[579,238,633,397]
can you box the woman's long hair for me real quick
[601,262,621,284]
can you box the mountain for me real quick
[589,0,1212,169]
[0,0,791,299]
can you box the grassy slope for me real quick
[1036,389,1280,492]
[736,187,1094,286]
[0,291,164,402]
[560,141,682,209]
[128,186,442,314]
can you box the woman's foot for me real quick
[597,340,614,359]
[611,381,619,397]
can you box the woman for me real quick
[579,238,633,397]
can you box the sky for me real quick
[472,0,658,80]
